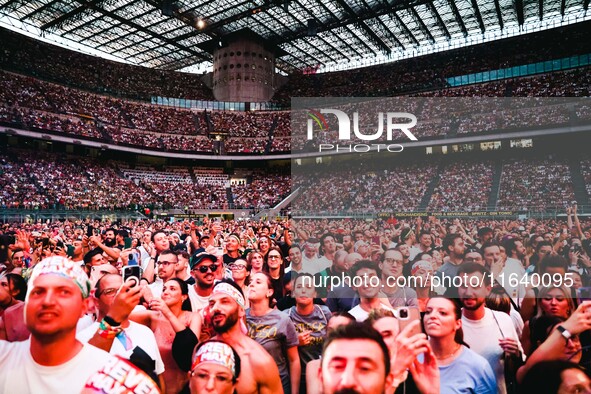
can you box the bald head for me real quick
[345,252,362,267]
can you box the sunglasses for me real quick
[194,264,219,273]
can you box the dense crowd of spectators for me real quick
[3,211,591,393]
[3,148,589,213]
[2,65,590,154]
[428,161,494,211]
[0,149,294,211]
[497,158,575,211]
[209,111,274,138]
[581,160,591,200]
[232,171,291,209]
[223,137,267,154]
[2,19,591,394]
[272,21,591,103]
[294,163,439,214]
[0,28,214,101]
[0,151,151,210]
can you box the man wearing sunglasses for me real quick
[188,253,220,312]
[186,252,222,344]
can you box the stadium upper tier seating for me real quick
[0,28,214,101]
[1,67,590,154]
[1,23,590,154]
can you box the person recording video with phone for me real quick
[77,273,166,389]
[367,308,439,394]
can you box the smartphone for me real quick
[122,265,142,287]
[395,307,422,337]
[224,267,233,280]
[124,237,133,249]
[576,287,591,304]
[215,246,224,256]
[66,245,75,258]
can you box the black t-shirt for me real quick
[270,276,284,304]
[223,254,239,265]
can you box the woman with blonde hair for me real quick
[523,285,575,356]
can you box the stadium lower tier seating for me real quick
[1,150,589,212]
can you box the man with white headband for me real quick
[223,234,242,265]
[189,340,241,394]
[0,256,113,393]
[209,279,282,393]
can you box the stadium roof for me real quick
[0,0,589,73]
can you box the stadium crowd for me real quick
[272,21,591,103]
[0,28,214,101]
[1,62,591,154]
[2,207,591,393]
[2,148,589,213]
[1,17,591,394]
[427,161,493,211]
[497,158,575,211]
[0,150,291,211]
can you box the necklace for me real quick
[435,343,461,360]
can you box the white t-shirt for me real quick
[303,256,331,275]
[0,340,112,394]
[188,284,211,312]
[462,308,524,394]
[76,314,95,332]
[409,246,422,261]
[147,279,164,299]
[77,320,165,375]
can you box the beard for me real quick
[460,297,485,310]
[212,309,240,334]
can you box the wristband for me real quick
[557,325,572,342]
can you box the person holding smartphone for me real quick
[77,274,166,389]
